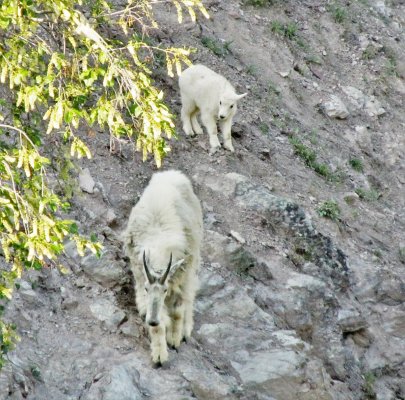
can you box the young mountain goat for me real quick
[179,64,247,154]
[121,170,203,365]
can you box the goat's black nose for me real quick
[219,115,226,119]
[148,320,159,327]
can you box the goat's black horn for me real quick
[159,253,173,284]
[143,251,155,284]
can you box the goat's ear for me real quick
[234,92,247,101]
[167,259,185,280]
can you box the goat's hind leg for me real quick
[181,97,196,137]
[166,304,185,349]
[191,110,203,135]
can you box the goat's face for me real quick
[144,281,168,327]
[218,92,247,121]
[142,252,173,327]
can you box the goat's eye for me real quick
[164,288,168,293]
[219,101,222,105]
[145,286,149,292]
[230,105,234,109]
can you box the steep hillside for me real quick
[1,1,404,399]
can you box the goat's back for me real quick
[123,170,202,271]
[179,64,234,101]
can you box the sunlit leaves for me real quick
[70,137,92,159]
[0,319,19,368]
[0,125,101,365]
[0,0,207,161]
[172,0,209,24]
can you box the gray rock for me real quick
[286,272,326,291]
[182,367,234,400]
[341,87,385,118]
[64,240,81,262]
[119,317,141,338]
[374,0,392,17]
[201,171,248,197]
[60,287,79,310]
[234,181,349,289]
[364,96,386,117]
[226,241,259,276]
[198,265,226,297]
[89,298,126,330]
[375,275,405,305]
[81,249,127,288]
[84,362,142,400]
[18,281,40,305]
[228,336,325,400]
[351,330,372,348]
[248,259,274,283]
[342,86,366,110]
[229,230,246,244]
[105,209,117,226]
[79,168,96,194]
[337,309,368,333]
[44,267,66,290]
[323,95,349,119]
[374,381,396,400]
[204,230,273,282]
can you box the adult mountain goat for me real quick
[121,170,203,365]
[179,64,247,154]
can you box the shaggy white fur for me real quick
[121,170,203,364]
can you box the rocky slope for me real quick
[1,0,405,399]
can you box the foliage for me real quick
[271,20,298,40]
[271,20,284,36]
[362,44,379,60]
[290,238,315,267]
[259,123,270,135]
[0,0,208,167]
[355,187,380,202]
[201,36,231,57]
[398,247,405,264]
[363,371,377,399]
[0,309,18,369]
[289,135,336,181]
[289,136,316,164]
[284,23,298,40]
[243,0,275,6]
[246,65,258,76]
[329,4,347,23]
[0,0,208,369]
[384,57,398,77]
[349,158,364,172]
[317,200,341,221]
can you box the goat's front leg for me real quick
[149,325,168,365]
[167,304,185,349]
[201,112,221,153]
[219,117,234,152]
